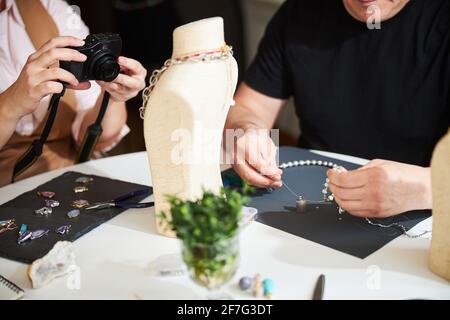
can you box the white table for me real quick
[0,151,449,300]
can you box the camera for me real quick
[60,33,122,83]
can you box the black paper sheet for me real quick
[224,147,431,259]
[0,171,152,264]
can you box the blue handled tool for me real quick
[85,188,154,211]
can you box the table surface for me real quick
[0,151,448,300]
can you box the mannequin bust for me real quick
[429,130,450,280]
[143,17,238,237]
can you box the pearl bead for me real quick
[318,161,323,166]
[328,195,334,201]
[239,277,253,291]
[287,162,293,167]
[300,161,305,166]
[312,160,317,165]
[306,160,311,165]
[293,161,299,166]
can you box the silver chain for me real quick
[279,159,430,238]
[139,46,234,119]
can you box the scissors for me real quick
[85,189,154,211]
[0,219,18,234]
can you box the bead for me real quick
[317,161,323,166]
[18,231,32,245]
[37,191,55,199]
[75,176,94,184]
[56,225,71,235]
[333,164,339,169]
[328,195,334,201]
[67,209,81,219]
[239,277,253,291]
[74,186,89,193]
[323,161,328,166]
[299,161,305,166]
[72,200,89,209]
[339,207,346,214]
[280,164,287,169]
[35,207,52,216]
[262,278,274,298]
[293,161,299,166]
[322,189,328,194]
[287,162,293,167]
[31,229,49,240]
[312,160,317,165]
[45,200,60,208]
[326,178,330,183]
[305,160,311,165]
[19,224,27,236]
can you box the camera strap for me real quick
[11,88,66,183]
[11,90,111,183]
[77,92,111,163]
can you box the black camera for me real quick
[60,33,122,83]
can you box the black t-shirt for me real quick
[244,0,450,166]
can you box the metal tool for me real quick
[85,189,154,211]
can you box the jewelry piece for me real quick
[45,199,60,208]
[262,278,274,300]
[140,45,234,119]
[18,231,32,244]
[239,277,253,291]
[75,176,94,184]
[71,200,89,209]
[67,209,81,219]
[37,191,55,199]
[364,218,430,239]
[0,219,17,235]
[279,159,430,238]
[31,229,49,240]
[19,224,27,237]
[55,225,71,235]
[73,186,89,193]
[278,160,344,214]
[35,206,52,216]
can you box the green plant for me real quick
[160,184,253,289]
[161,184,253,246]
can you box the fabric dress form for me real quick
[429,130,450,280]
[143,18,238,237]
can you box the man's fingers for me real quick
[33,37,85,59]
[327,168,368,189]
[233,162,281,188]
[328,183,365,201]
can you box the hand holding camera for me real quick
[60,33,146,103]
[3,36,87,121]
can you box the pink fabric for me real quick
[0,0,129,148]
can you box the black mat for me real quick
[223,147,431,259]
[0,171,152,264]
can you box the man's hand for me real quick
[97,56,146,103]
[3,36,87,120]
[327,159,432,218]
[230,129,283,188]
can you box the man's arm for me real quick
[225,83,287,188]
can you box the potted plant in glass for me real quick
[160,184,252,295]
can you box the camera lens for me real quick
[93,55,120,82]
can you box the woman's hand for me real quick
[3,36,87,120]
[327,159,432,218]
[97,56,146,103]
[230,128,283,188]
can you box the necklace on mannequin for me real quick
[276,159,431,239]
[140,45,234,119]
